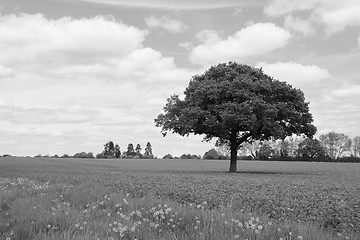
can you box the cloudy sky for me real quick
[0,0,360,157]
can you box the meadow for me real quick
[0,157,359,240]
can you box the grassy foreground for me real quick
[0,157,359,239]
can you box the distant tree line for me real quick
[162,153,201,159]
[95,141,154,159]
[211,131,360,163]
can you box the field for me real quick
[0,157,359,240]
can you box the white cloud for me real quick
[189,23,292,65]
[264,0,360,36]
[284,15,316,36]
[0,14,147,68]
[320,4,360,36]
[145,15,188,34]
[256,61,330,90]
[69,0,259,10]
[0,104,99,124]
[0,65,13,78]
[264,0,315,17]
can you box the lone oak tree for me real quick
[154,63,316,172]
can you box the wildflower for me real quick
[255,230,259,234]
[258,225,263,230]
[80,226,84,230]
[277,228,282,232]
[235,235,240,239]
[289,232,293,236]
[47,224,51,228]
[298,236,303,240]
[113,228,118,233]
[107,213,111,217]
[197,220,201,224]
[194,226,199,230]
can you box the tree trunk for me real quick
[229,140,238,172]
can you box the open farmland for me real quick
[0,157,359,240]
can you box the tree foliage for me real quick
[353,136,360,157]
[297,137,325,159]
[127,143,136,156]
[155,62,316,172]
[144,142,154,158]
[319,131,352,159]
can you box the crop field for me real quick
[0,157,359,240]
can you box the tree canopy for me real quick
[155,62,316,172]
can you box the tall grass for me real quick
[1,177,353,240]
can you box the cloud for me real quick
[312,85,360,137]
[264,0,315,17]
[68,0,260,10]
[264,0,360,36]
[0,65,14,78]
[145,15,188,34]
[256,61,331,105]
[0,13,192,86]
[256,61,330,86]
[0,13,147,68]
[0,104,99,124]
[189,23,292,65]
[284,15,316,36]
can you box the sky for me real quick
[0,0,360,157]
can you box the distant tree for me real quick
[278,140,290,158]
[135,144,142,154]
[155,63,316,172]
[127,143,136,157]
[203,148,221,160]
[216,144,230,159]
[115,144,121,158]
[240,141,261,159]
[162,154,174,159]
[297,138,326,159]
[73,152,94,159]
[285,135,304,157]
[257,142,274,160]
[179,154,200,159]
[144,142,154,158]
[60,154,71,158]
[353,136,360,157]
[319,132,352,159]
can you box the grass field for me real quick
[0,157,359,240]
